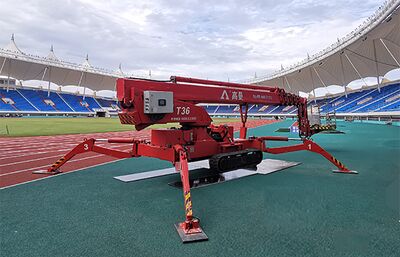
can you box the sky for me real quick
[0,0,397,96]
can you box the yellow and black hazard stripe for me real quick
[118,113,135,124]
[51,157,65,168]
[314,124,335,131]
[331,156,346,170]
[184,191,193,217]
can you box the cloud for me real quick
[0,0,386,83]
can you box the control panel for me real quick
[143,91,174,114]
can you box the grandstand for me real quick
[1,1,399,122]
[1,79,399,120]
[202,81,399,121]
[0,79,118,116]
[1,0,399,120]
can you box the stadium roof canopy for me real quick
[0,1,399,96]
[247,0,400,97]
[0,35,125,92]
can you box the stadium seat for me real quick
[0,83,399,115]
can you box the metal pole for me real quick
[40,66,48,81]
[77,71,85,100]
[77,71,84,87]
[344,52,368,87]
[284,76,292,90]
[313,66,327,87]
[41,66,48,94]
[6,59,11,92]
[309,67,317,103]
[339,53,348,98]
[47,66,51,97]
[380,38,400,67]
[0,57,6,75]
[372,40,381,92]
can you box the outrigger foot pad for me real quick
[32,169,62,175]
[332,170,358,174]
[174,223,208,243]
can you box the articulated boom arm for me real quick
[36,76,356,243]
[117,76,313,137]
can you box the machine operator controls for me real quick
[143,91,174,114]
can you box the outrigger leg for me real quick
[33,138,133,174]
[262,137,357,174]
[173,145,208,243]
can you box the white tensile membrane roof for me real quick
[0,1,399,98]
[0,35,126,94]
[247,0,400,98]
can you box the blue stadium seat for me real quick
[96,98,116,108]
[59,93,92,112]
[0,83,399,115]
[18,88,55,111]
[0,88,36,111]
[215,105,236,113]
[352,83,399,113]
[201,105,218,113]
[34,90,73,112]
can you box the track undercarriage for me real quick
[209,149,263,172]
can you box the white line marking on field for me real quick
[0,142,127,159]
[0,142,118,165]
[0,159,124,190]
[0,122,273,189]
[0,144,132,176]
[0,154,65,167]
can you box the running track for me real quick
[0,120,277,188]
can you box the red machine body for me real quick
[118,76,310,136]
[36,76,356,243]
[116,76,315,162]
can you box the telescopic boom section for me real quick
[117,76,312,137]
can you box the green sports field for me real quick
[0,117,241,137]
[1,120,399,257]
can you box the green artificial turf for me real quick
[0,117,240,137]
[0,117,133,136]
[1,121,399,257]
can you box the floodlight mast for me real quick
[37,76,357,243]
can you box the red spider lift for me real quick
[35,76,357,243]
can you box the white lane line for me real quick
[0,135,145,145]
[0,144,121,160]
[0,142,132,159]
[0,123,270,189]
[0,132,147,145]
[0,145,132,177]
[0,149,69,161]
[0,141,81,151]
[0,135,149,151]
[0,143,80,155]
[0,138,148,156]
[0,159,124,190]
[0,154,64,167]
[0,155,103,176]
[0,136,120,147]
[0,139,84,147]
[0,143,131,169]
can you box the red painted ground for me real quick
[0,120,278,188]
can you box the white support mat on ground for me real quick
[114,159,300,183]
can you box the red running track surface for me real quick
[0,120,277,188]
